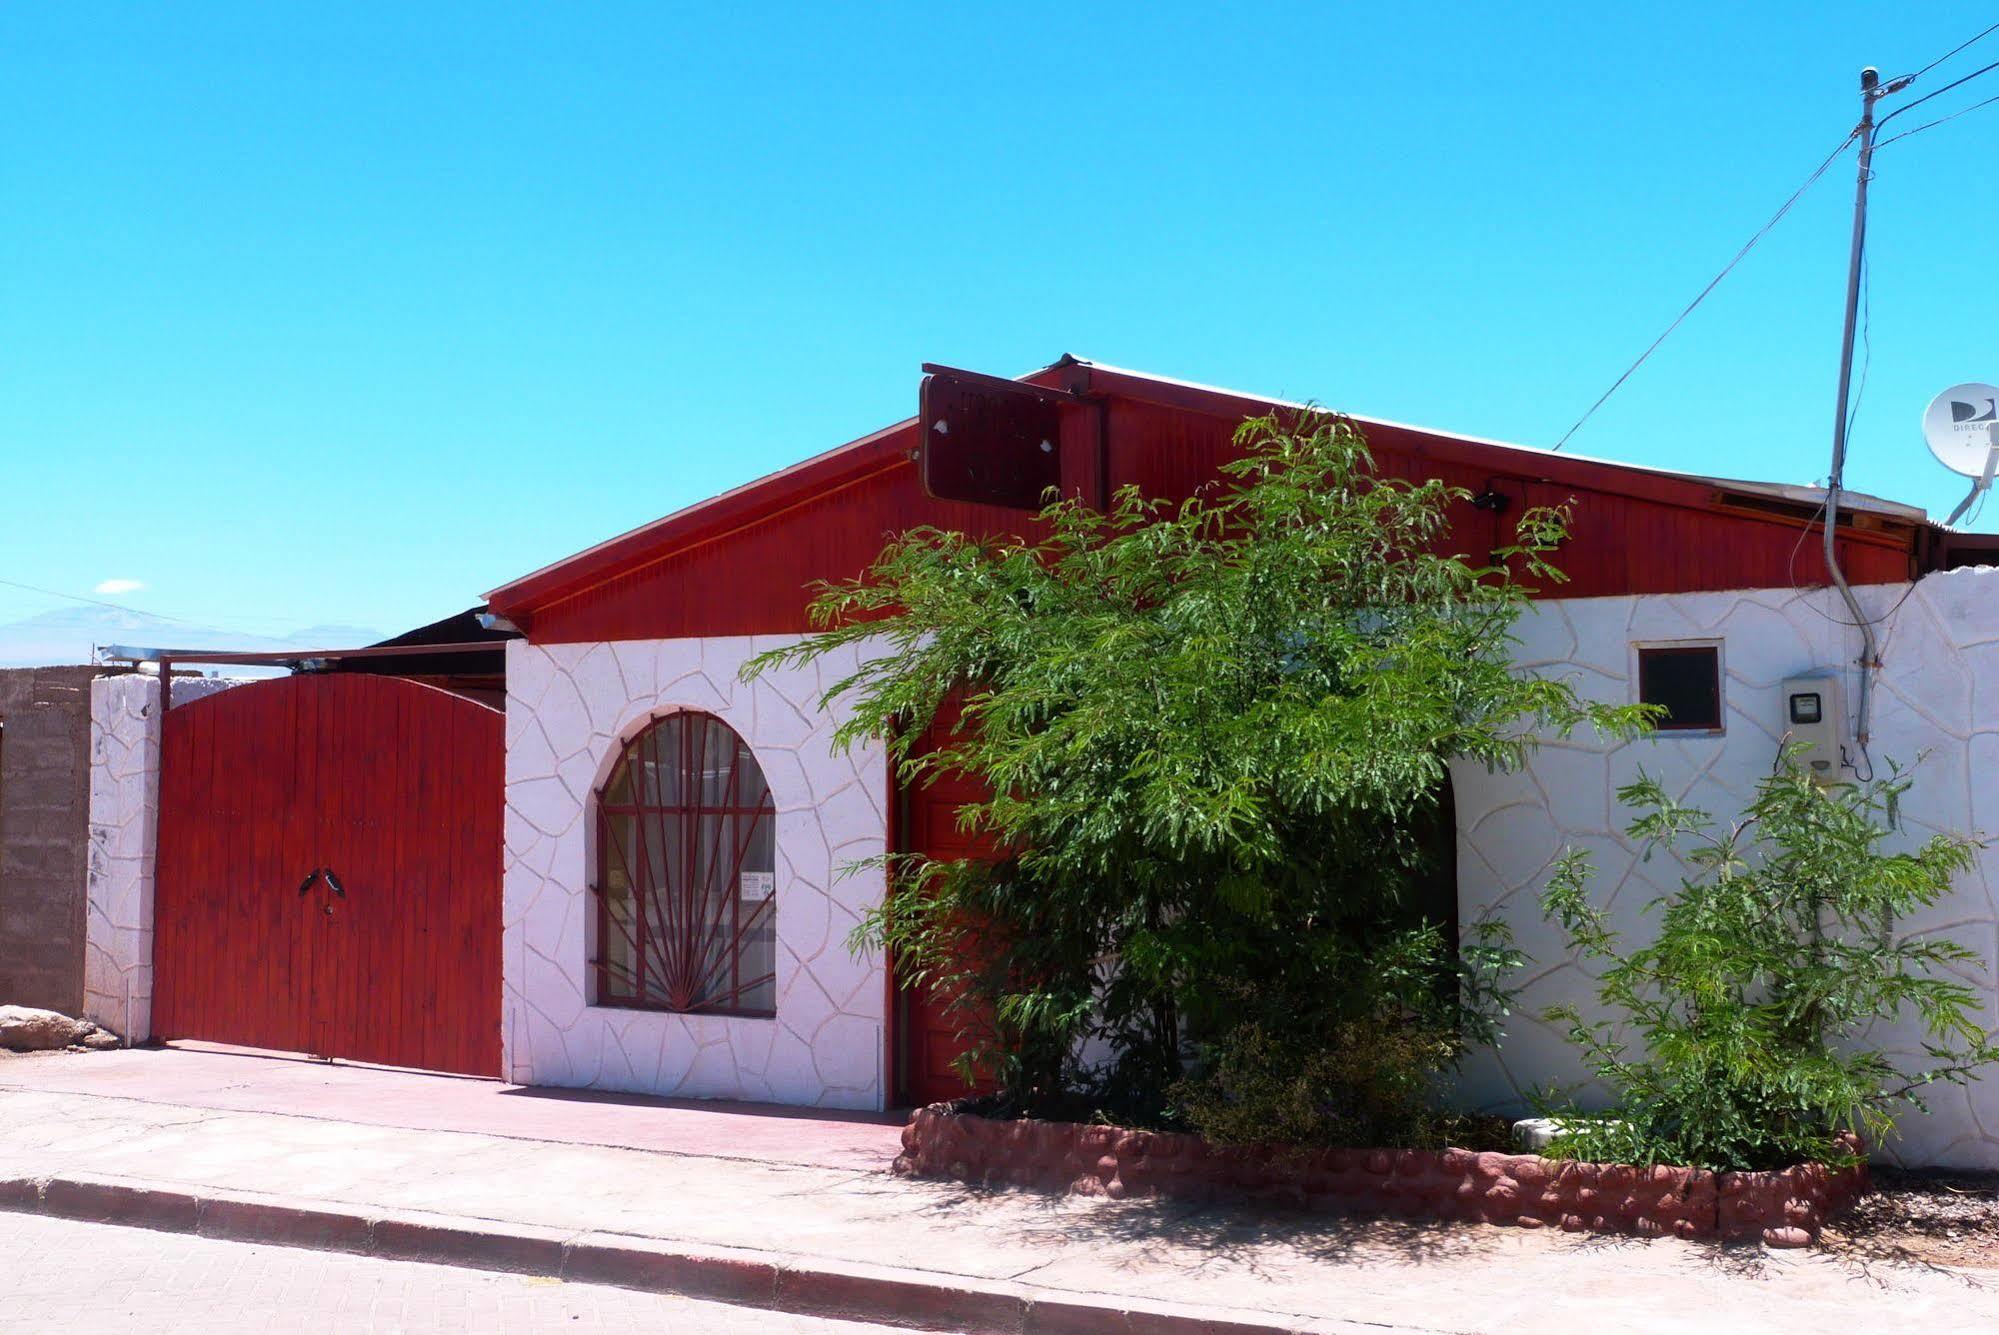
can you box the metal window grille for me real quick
[592,711,777,1016]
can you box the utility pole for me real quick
[1822,66,1892,756]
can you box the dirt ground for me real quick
[1823,1167,1999,1270]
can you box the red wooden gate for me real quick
[153,674,502,1077]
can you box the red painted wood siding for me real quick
[153,674,503,1078]
[514,406,1914,646]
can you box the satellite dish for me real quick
[1922,382,1999,476]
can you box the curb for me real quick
[0,1171,1325,1334]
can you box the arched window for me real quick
[594,711,776,1016]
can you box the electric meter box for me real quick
[1780,674,1844,779]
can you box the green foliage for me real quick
[1540,756,1998,1171]
[747,410,1645,1134]
[1170,919,1521,1150]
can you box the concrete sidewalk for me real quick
[0,1043,905,1173]
[0,1047,1993,1334]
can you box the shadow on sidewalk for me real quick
[892,1177,1510,1276]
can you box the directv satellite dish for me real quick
[1924,382,1999,525]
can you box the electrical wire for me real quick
[1887,20,1999,88]
[1808,24,1999,781]
[0,575,316,635]
[1783,486,1918,634]
[1550,130,1859,452]
[1968,485,1993,527]
[1878,89,1999,148]
[1807,576,1918,632]
[1551,24,1999,453]
[1778,496,1897,784]
[0,575,216,627]
[1876,57,1999,132]
[1847,249,1871,439]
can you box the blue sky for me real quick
[4,4,1996,639]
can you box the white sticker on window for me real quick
[739,871,775,904]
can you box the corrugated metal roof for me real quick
[1060,356,1925,522]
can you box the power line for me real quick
[1550,23,1999,453]
[1877,57,1999,132]
[0,576,215,626]
[1550,130,1859,452]
[1889,20,1999,87]
[1878,88,1999,148]
[0,576,314,632]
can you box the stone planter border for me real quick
[894,1103,1869,1248]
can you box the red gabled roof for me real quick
[485,356,1930,635]
[486,415,920,617]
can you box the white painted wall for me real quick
[82,673,245,1041]
[1454,569,1999,1169]
[503,637,890,1111]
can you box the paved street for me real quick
[0,1212,895,1335]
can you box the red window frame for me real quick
[592,711,777,1017]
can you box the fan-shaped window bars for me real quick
[594,711,776,1017]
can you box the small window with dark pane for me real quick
[1637,645,1723,732]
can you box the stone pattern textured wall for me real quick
[1453,569,1999,1169]
[83,674,242,1040]
[504,636,888,1111]
[896,1105,1868,1246]
[0,667,98,1014]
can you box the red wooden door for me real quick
[893,700,998,1107]
[153,674,502,1077]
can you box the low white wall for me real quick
[1455,569,1999,1168]
[503,637,889,1111]
[82,673,244,1041]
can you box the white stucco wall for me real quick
[503,636,890,1111]
[1455,568,1999,1168]
[82,673,245,1041]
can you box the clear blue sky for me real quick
[5,4,1996,639]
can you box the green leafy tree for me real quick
[748,411,1644,1132]
[1540,758,1998,1170]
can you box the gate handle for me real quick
[295,868,346,898]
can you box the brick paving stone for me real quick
[0,1212,896,1335]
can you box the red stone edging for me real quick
[893,1103,1870,1247]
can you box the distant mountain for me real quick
[0,605,387,669]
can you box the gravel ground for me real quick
[1823,1168,1999,1269]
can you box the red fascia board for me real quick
[1067,363,1916,550]
[485,417,918,618]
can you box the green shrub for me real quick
[1170,919,1520,1150]
[749,411,1644,1135]
[1540,757,1998,1171]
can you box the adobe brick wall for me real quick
[0,667,101,1015]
